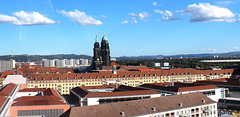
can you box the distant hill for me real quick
[0,54,92,62]
[116,51,240,60]
[1,51,240,62]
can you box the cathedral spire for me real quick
[102,33,108,41]
[95,33,98,42]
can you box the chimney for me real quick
[112,65,117,74]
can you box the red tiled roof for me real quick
[19,67,73,74]
[19,88,46,92]
[60,92,216,117]
[0,96,7,110]
[140,83,219,92]
[71,85,160,98]
[0,71,23,78]
[84,90,160,98]
[0,83,17,96]
[12,96,66,106]
[43,88,62,99]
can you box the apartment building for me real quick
[60,92,218,117]
[25,68,235,95]
[0,59,15,73]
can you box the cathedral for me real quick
[92,34,111,70]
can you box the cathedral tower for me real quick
[101,34,110,66]
[92,34,102,70]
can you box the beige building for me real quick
[25,68,235,95]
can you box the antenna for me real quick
[11,49,13,57]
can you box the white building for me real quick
[42,59,89,68]
[55,59,66,68]
[70,85,161,106]
[139,83,225,102]
[80,59,89,65]
[61,92,218,117]
[3,75,27,86]
[0,59,15,72]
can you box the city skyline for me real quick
[0,0,240,57]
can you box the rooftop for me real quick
[140,83,219,93]
[71,85,160,98]
[0,83,17,96]
[60,92,216,117]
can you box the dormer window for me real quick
[57,77,60,80]
[178,103,182,107]
[124,75,126,77]
[89,76,92,79]
[151,107,156,111]
[74,77,76,79]
[172,73,175,75]
[50,78,53,80]
[81,77,84,79]
[103,76,106,78]
[66,77,68,79]
[42,78,45,80]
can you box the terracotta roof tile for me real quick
[140,83,219,92]
[0,83,17,96]
[60,92,216,117]
[0,96,7,110]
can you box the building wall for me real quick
[3,75,27,85]
[83,94,161,106]
[0,59,15,73]
[139,103,217,117]
[181,88,222,102]
[10,105,70,117]
[26,72,235,95]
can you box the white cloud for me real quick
[154,9,182,21]
[58,10,103,26]
[200,48,218,52]
[131,20,138,23]
[100,15,106,18]
[234,47,240,50]
[215,1,235,5]
[152,2,157,6]
[128,12,149,20]
[0,11,56,25]
[121,20,138,24]
[121,20,129,24]
[179,3,235,22]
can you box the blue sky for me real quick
[0,0,240,57]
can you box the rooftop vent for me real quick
[202,99,205,103]
[178,103,182,107]
[151,107,156,111]
[120,112,125,116]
